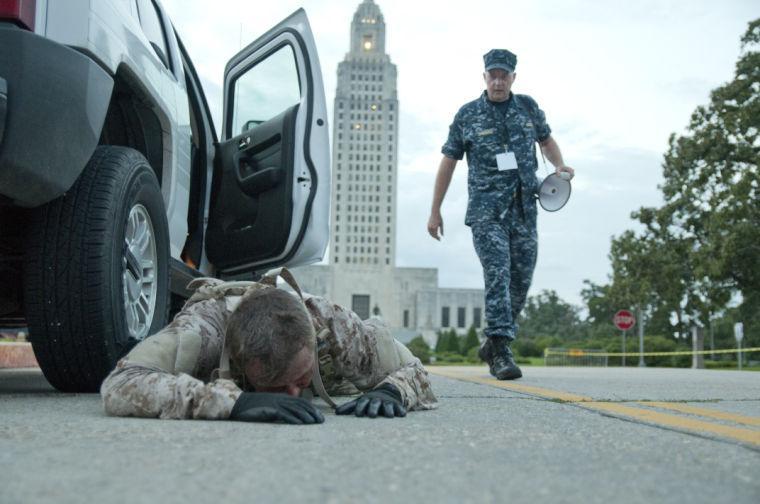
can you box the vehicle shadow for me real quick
[0,368,57,394]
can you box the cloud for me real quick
[159,0,755,307]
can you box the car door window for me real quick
[231,44,301,136]
[136,0,172,70]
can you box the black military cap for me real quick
[483,49,517,73]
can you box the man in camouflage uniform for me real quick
[427,49,574,380]
[101,271,437,423]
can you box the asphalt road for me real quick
[1,366,758,504]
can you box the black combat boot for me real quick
[479,337,522,380]
[477,337,494,366]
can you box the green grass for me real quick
[524,357,545,366]
[704,360,760,371]
[428,360,483,366]
[706,365,760,371]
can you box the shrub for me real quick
[436,352,465,363]
[406,336,431,364]
[461,326,480,355]
[512,339,541,357]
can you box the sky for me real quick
[161,0,757,307]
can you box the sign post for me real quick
[614,310,636,368]
[637,306,645,367]
[734,322,744,371]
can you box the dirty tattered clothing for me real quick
[442,91,550,340]
[101,280,437,420]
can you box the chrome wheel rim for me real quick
[122,204,158,340]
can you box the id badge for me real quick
[496,151,518,171]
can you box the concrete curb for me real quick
[0,342,39,368]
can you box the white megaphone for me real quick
[538,173,572,212]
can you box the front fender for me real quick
[0,27,113,207]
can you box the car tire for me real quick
[24,146,170,392]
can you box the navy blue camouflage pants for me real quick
[471,209,537,341]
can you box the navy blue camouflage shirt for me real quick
[442,91,551,226]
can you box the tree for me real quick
[406,336,431,364]
[434,329,460,354]
[434,330,446,353]
[652,19,758,335]
[590,20,759,344]
[443,329,461,354]
[518,290,582,340]
[461,326,480,355]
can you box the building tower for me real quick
[330,0,398,270]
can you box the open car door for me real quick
[206,9,329,275]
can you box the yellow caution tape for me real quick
[544,347,760,358]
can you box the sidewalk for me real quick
[0,342,39,368]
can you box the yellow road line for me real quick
[428,367,760,447]
[586,402,760,446]
[641,401,760,427]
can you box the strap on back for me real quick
[261,268,337,409]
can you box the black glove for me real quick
[229,392,325,425]
[335,383,406,418]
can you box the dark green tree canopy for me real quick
[519,290,581,339]
[592,19,759,344]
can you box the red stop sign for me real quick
[614,310,636,331]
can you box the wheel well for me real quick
[98,66,167,185]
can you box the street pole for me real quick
[637,306,645,367]
[622,329,627,367]
[691,326,705,369]
[734,322,744,371]
[738,339,743,371]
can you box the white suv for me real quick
[0,0,330,391]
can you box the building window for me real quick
[352,295,370,320]
[457,307,466,328]
[403,310,409,328]
[441,307,450,328]
[473,307,482,329]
